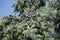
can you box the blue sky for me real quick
[0,0,16,19]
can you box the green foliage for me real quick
[0,0,60,40]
